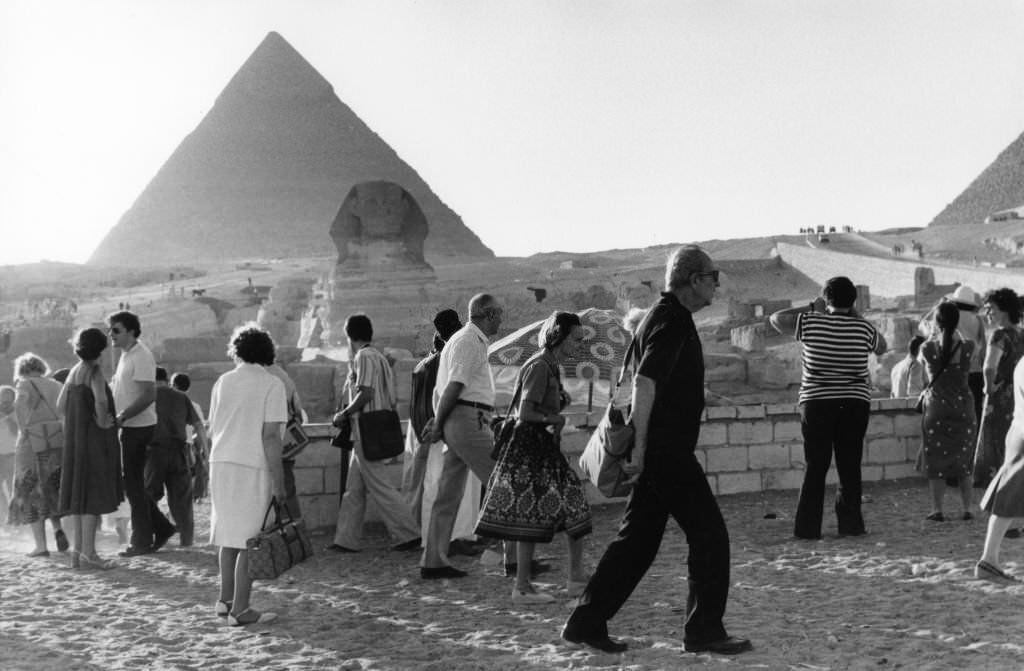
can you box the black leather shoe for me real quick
[153,527,177,551]
[683,636,753,655]
[324,543,359,553]
[561,623,628,653]
[118,545,154,557]
[391,537,422,552]
[420,565,468,580]
[449,539,485,557]
[504,559,552,577]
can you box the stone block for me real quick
[728,420,772,445]
[706,406,737,420]
[717,472,762,495]
[706,445,748,473]
[774,420,802,442]
[731,323,765,352]
[862,465,884,482]
[894,414,921,438]
[294,467,325,495]
[297,495,337,530]
[295,440,344,468]
[287,362,337,422]
[160,337,231,364]
[746,353,801,390]
[324,466,343,494]
[705,474,718,496]
[748,444,792,470]
[765,403,799,416]
[865,414,893,438]
[696,423,728,447]
[705,353,747,383]
[884,462,922,481]
[866,437,905,464]
[762,469,805,491]
[877,398,908,411]
[736,405,767,419]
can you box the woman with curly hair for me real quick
[972,288,1024,488]
[208,323,287,626]
[7,352,67,557]
[58,328,123,570]
[476,311,593,604]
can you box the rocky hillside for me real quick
[89,32,492,267]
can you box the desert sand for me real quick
[3,478,1024,670]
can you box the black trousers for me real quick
[794,398,870,539]
[568,451,731,644]
[121,426,173,548]
[144,446,193,545]
[282,458,301,520]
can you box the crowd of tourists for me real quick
[8,245,1024,658]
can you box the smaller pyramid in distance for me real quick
[89,31,493,266]
[929,130,1024,227]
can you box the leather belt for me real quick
[455,399,494,412]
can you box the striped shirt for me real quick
[796,311,880,403]
[348,346,396,415]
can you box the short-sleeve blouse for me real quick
[519,352,561,417]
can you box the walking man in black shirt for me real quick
[562,245,751,656]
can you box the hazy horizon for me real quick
[3,0,1024,266]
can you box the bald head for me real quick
[468,293,504,336]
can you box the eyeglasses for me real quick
[692,270,720,283]
[109,327,125,335]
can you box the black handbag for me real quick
[356,359,404,461]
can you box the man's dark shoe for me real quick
[118,545,154,557]
[324,543,359,553]
[421,565,468,580]
[683,636,753,655]
[449,539,485,557]
[504,559,552,577]
[391,537,422,552]
[152,527,176,552]
[561,623,628,653]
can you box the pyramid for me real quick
[88,32,493,266]
[928,130,1024,227]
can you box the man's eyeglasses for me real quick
[692,270,720,283]
[109,327,125,335]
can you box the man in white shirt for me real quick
[421,294,506,579]
[890,336,926,398]
[108,311,172,556]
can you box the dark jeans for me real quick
[568,451,731,644]
[121,426,174,548]
[794,399,870,539]
[144,446,193,545]
[282,458,301,520]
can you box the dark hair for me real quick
[50,368,71,384]
[227,323,276,365]
[908,335,925,359]
[935,302,960,358]
[170,372,191,391]
[155,366,168,382]
[984,288,1022,325]
[73,328,108,362]
[823,276,857,309]
[540,311,583,350]
[433,309,463,341]
[344,314,373,342]
[106,311,141,337]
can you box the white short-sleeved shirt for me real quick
[111,341,157,427]
[435,322,495,409]
[208,363,288,470]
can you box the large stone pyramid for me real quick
[89,32,492,266]
[928,130,1024,227]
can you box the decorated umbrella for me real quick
[489,308,631,413]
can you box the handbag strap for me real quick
[922,340,961,394]
[27,379,59,422]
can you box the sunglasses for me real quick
[692,270,720,283]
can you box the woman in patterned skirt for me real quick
[972,289,1024,488]
[476,311,592,604]
[919,302,977,521]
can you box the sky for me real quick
[2,0,1024,265]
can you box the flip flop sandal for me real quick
[975,560,1017,581]
[227,608,278,626]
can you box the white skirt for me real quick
[209,462,271,549]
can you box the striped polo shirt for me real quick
[796,310,880,403]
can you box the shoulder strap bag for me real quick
[578,339,638,498]
[356,349,405,462]
[914,340,961,413]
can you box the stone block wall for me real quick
[293,399,925,531]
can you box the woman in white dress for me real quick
[208,324,287,626]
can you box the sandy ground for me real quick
[3,478,1024,670]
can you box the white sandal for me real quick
[227,608,278,626]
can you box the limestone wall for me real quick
[776,242,1024,298]
[293,398,924,531]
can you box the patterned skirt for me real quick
[475,422,592,543]
[7,447,62,525]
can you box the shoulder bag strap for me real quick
[28,380,59,422]
[922,340,962,395]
